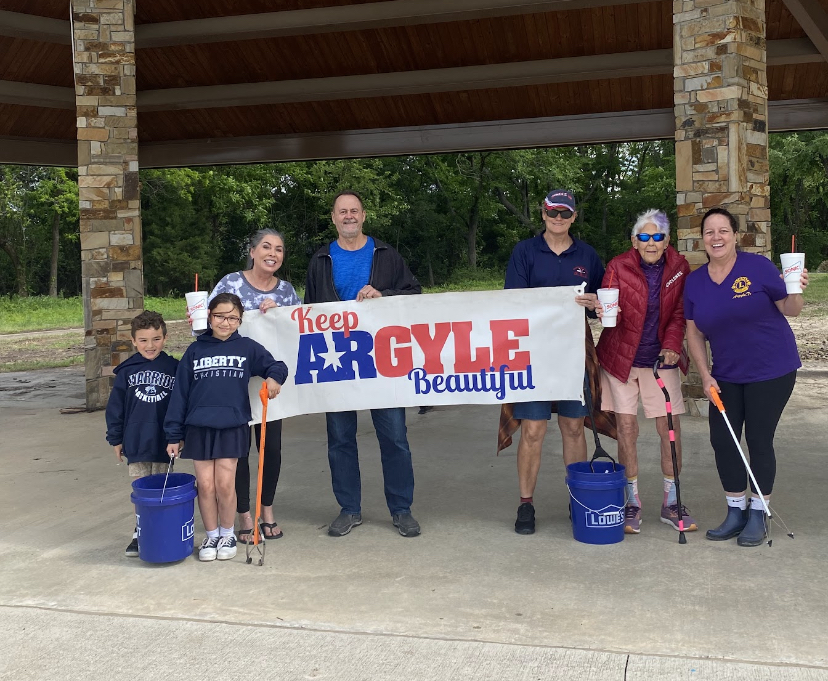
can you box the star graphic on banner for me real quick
[318,341,346,371]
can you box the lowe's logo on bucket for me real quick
[586,509,623,528]
[182,516,195,542]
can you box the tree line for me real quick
[1,132,827,298]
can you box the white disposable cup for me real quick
[185,291,209,332]
[597,288,620,328]
[780,253,805,294]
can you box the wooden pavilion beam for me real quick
[138,49,674,111]
[0,10,70,44]
[135,0,665,47]
[0,1,667,48]
[0,39,820,111]
[781,0,828,62]
[0,80,75,109]
[137,39,822,112]
[1,99,826,168]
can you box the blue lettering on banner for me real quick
[294,331,377,384]
[585,510,623,528]
[408,365,535,401]
[182,516,195,542]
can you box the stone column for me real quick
[72,0,142,410]
[673,0,770,413]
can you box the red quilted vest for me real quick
[596,246,690,383]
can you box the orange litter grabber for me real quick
[708,389,794,545]
[708,390,771,517]
[246,382,269,566]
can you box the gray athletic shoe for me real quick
[392,513,421,537]
[328,512,363,537]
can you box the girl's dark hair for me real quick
[246,229,285,270]
[701,207,738,232]
[208,293,244,318]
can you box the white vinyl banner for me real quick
[240,287,586,422]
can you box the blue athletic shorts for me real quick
[512,398,588,420]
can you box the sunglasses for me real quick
[545,208,574,219]
[636,233,667,242]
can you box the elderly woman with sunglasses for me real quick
[595,209,693,535]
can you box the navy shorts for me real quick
[182,425,250,460]
[512,399,588,420]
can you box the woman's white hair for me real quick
[631,209,671,237]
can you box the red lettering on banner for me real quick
[375,326,413,377]
[411,323,451,374]
[452,321,492,373]
[290,307,359,337]
[490,319,530,371]
[291,307,314,332]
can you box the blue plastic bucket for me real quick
[130,473,198,563]
[566,460,627,545]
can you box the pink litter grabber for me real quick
[653,356,687,544]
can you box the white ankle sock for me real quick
[626,477,640,507]
[726,495,747,510]
[219,525,235,538]
[751,497,768,513]
[206,528,219,539]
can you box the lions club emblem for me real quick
[731,276,751,298]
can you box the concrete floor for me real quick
[1,366,827,680]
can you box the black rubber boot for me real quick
[705,506,748,541]
[736,508,768,547]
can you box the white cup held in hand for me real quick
[597,288,620,327]
[186,291,209,332]
[780,253,804,294]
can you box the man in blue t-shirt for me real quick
[304,191,422,538]
[504,190,605,535]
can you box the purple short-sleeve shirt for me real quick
[683,251,800,383]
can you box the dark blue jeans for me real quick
[325,407,415,516]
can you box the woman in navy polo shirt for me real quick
[685,207,808,547]
[504,189,604,535]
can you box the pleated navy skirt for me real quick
[182,424,250,460]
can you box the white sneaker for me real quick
[199,535,219,561]
[216,535,237,561]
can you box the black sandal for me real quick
[260,522,284,540]
[238,527,255,545]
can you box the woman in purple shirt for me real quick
[684,208,809,547]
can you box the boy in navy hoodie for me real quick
[106,310,179,557]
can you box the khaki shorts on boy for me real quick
[128,462,168,478]
[600,367,686,418]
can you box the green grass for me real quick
[423,269,505,293]
[0,295,186,334]
[0,272,823,333]
[803,272,828,306]
[1,356,84,373]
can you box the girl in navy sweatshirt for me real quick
[164,293,288,562]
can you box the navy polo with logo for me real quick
[505,234,605,296]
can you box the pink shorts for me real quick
[600,367,686,418]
